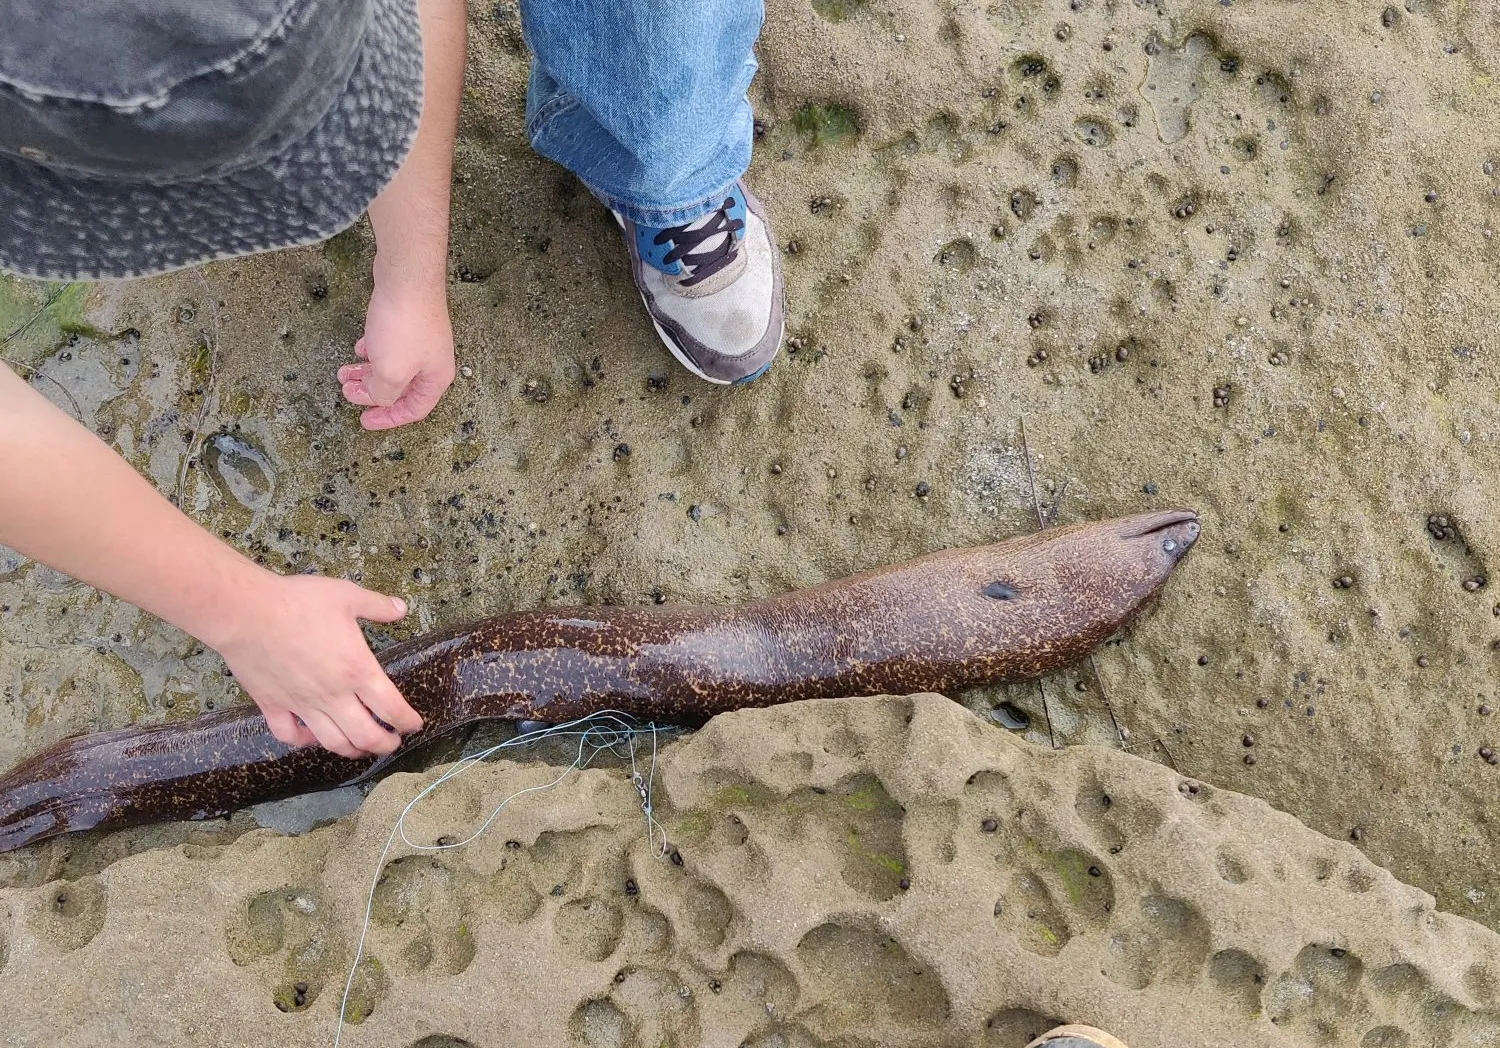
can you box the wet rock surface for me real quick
[1,0,1499,1039]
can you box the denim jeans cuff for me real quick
[527,95,749,228]
[587,176,747,229]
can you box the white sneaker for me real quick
[612,179,784,384]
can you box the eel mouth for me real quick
[1120,508,1201,539]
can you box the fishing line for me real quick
[331,711,671,1047]
[630,720,670,861]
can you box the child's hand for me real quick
[212,573,424,759]
[338,281,456,431]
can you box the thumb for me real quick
[350,586,408,624]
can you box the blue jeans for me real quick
[520,0,763,229]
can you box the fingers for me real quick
[360,369,453,431]
[342,379,378,407]
[264,709,318,749]
[357,671,424,735]
[338,335,409,409]
[351,587,408,624]
[360,396,426,431]
[359,365,410,409]
[340,324,457,430]
[337,340,375,404]
[346,587,422,737]
[272,689,410,759]
[299,709,366,760]
[344,374,402,408]
[333,696,403,756]
[341,364,409,411]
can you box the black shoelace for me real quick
[654,198,744,287]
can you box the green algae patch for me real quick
[846,828,906,877]
[811,0,863,21]
[342,956,388,1024]
[321,224,368,270]
[1050,848,1099,907]
[0,277,91,362]
[1014,838,1116,923]
[187,332,214,384]
[844,781,888,812]
[793,103,861,147]
[670,812,711,845]
[715,782,776,809]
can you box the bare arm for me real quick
[0,0,472,752]
[0,363,422,757]
[339,0,468,430]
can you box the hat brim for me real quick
[0,0,424,282]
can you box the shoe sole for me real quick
[612,211,782,387]
[1024,1025,1130,1048]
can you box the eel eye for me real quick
[982,581,1019,601]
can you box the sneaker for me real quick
[1025,1025,1130,1048]
[611,179,784,385]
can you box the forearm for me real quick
[0,364,264,649]
[367,0,467,295]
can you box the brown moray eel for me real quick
[0,509,1199,853]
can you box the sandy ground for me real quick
[2,0,1500,1044]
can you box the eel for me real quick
[0,509,1200,853]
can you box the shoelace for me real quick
[654,197,744,287]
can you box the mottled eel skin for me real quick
[0,509,1198,853]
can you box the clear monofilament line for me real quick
[331,711,669,1048]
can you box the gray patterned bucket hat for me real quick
[0,0,423,281]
